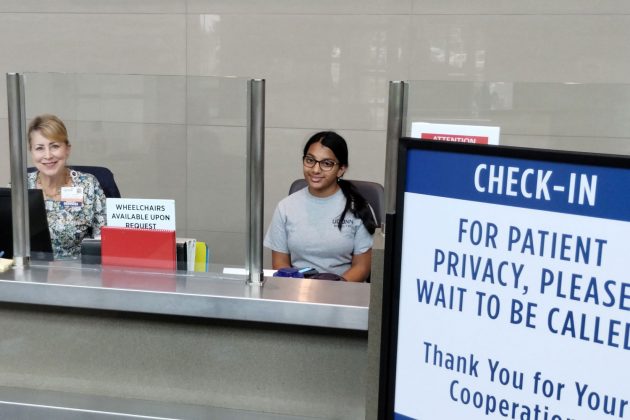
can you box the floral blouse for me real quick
[28,170,107,259]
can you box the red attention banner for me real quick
[422,133,489,144]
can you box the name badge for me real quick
[61,186,84,203]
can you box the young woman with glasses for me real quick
[264,131,377,282]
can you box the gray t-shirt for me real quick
[264,187,373,276]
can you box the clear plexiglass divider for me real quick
[12,72,258,290]
[404,80,630,154]
[383,80,630,218]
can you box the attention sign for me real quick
[411,122,500,145]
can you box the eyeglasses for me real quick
[303,155,338,171]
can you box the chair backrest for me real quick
[28,166,121,198]
[288,179,384,226]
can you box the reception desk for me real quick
[0,263,369,331]
[0,264,371,418]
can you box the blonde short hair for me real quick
[28,114,69,147]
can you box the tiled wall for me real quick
[2,1,630,266]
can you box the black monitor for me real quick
[0,188,53,260]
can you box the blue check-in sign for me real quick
[385,141,630,420]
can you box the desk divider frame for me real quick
[6,73,29,268]
[6,73,266,285]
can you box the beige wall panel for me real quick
[22,74,187,125]
[188,0,413,14]
[407,15,630,83]
[411,0,630,14]
[0,1,185,13]
[186,76,248,126]
[501,134,630,156]
[186,125,247,233]
[187,14,410,130]
[341,129,387,185]
[0,13,186,119]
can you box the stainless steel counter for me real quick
[0,386,318,419]
[0,262,369,330]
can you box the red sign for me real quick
[421,132,489,144]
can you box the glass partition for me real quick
[16,72,252,281]
[404,80,630,156]
[382,80,630,217]
[1,72,365,327]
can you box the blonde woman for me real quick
[27,114,106,259]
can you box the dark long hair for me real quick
[303,131,377,235]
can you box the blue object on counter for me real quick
[273,267,304,278]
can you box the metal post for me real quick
[6,73,30,268]
[383,81,407,232]
[246,79,265,285]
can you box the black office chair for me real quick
[28,165,121,198]
[288,178,384,226]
